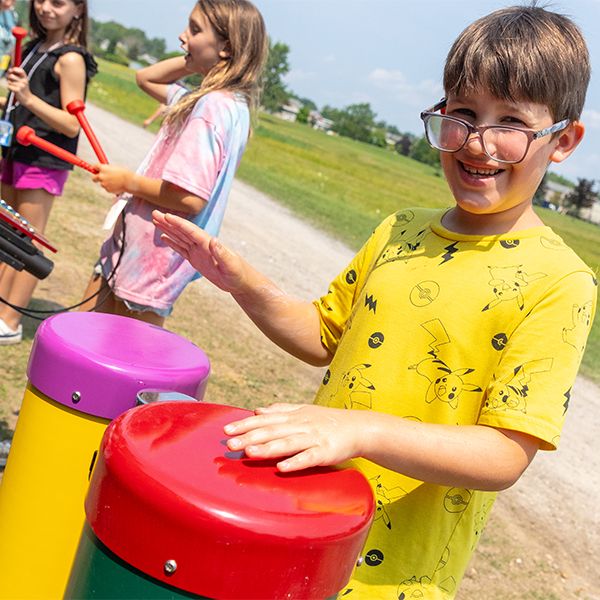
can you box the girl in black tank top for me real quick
[0,0,96,344]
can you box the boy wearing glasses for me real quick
[153,4,596,599]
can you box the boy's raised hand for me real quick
[223,403,364,472]
[152,210,249,294]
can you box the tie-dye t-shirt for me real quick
[312,208,597,599]
[100,84,250,312]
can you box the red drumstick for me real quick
[16,126,99,174]
[66,99,109,164]
[11,27,27,68]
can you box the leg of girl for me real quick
[0,186,53,343]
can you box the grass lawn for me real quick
[87,58,600,381]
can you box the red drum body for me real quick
[81,402,375,599]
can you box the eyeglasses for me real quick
[420,99,570,164]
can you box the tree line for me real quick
[12,2,598,222]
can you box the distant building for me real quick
[544,179,600,225]
[276,98,303,122]
[308,110,334,132]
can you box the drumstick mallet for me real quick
[11,27,27,68]
[16,126,99,174]
[66,100,109,165]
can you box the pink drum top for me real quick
[27,313,210,419]
[86,402,375,599]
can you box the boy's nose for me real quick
[464,131,486,156]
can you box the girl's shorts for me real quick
[93,260,173,318]
[0,159,69,196]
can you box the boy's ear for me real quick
[549,121,585,164]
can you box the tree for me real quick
[296,105,310,124]
[409,136,441,167]
[262,40,290,112]
[533,173,548,205]
[395,133,414,156]
[564,178,598,218]
[330,103,377,144]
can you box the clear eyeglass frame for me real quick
[420,98,570,164]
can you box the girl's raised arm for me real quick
[136,56,190,103]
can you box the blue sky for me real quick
[92,0,600,183]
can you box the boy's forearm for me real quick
[232,274,332,366]
[360,413,539,491]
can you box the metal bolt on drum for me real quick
[164,560,178,575]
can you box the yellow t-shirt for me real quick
[313,208,597,599]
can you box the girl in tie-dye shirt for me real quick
[80,0,267,327]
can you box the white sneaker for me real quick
[0,317,22,345]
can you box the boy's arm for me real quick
[224,403,540,491]
[153,211,333,366]
[92,166,207,214]
[136,56,190,104]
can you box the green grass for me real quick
[87,60,600,382]
[87,58,162,132]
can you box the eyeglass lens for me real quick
[426,115,529,163]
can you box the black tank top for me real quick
[2,41,98,170]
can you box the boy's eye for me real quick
[500,116,527,127]
[450,108,476,122]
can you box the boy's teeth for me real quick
[463,164,502,176]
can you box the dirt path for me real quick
[76,105,600,598]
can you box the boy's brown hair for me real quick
[443,3,590,122]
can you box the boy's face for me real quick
[439,91,581,225]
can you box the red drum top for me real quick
[86,402,374,599]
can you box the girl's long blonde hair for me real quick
[164,0,268,131]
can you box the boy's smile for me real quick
[438,91,583,233]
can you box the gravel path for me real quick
[79,104,600,597]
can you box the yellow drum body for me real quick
[0,384,108,600]
[0,313,210,599]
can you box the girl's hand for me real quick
[92,164,133,195]
[6,67,32,107]
[223,404,364,472]
[152,210,250,294]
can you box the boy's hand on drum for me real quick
[92,164,133,195]
[224,404,364,472]
[152,210,249,294]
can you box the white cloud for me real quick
[582,108,600,129]
[368,68,443,108]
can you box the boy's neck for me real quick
[442,204,545,236]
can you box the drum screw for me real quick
[356,556,364,567]
[164,559,177,575]
[71,391,81,404]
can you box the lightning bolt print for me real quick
[563,388,571,415]
[440,242,459,265]
[365,293,377,313]
[421,319,451,356]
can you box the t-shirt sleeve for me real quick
[478,270,597,450]
[167,83,189,106]
[161,102,225,201]
[314,216,393,354]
